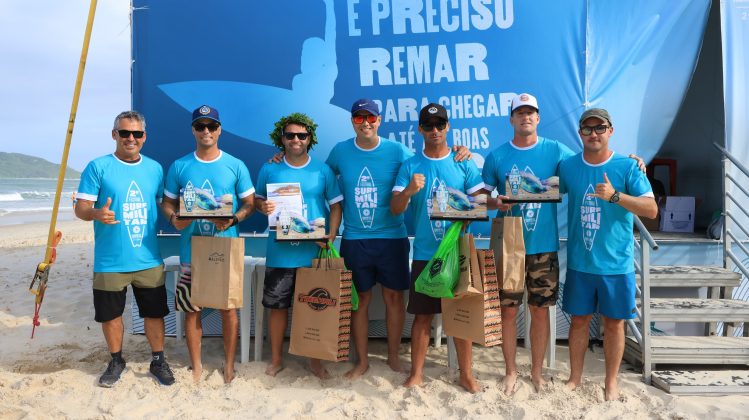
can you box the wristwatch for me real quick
[609,191,621,204]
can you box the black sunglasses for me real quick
[282,132,310,140]
[579,125,610,135]
[352,114,378,124]
[420,122,447,132]
[116,129,145,139]
[193,122,221,132]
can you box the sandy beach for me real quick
[1,220,748,419]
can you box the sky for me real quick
[0,1,131,172]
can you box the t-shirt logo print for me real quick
[519,166,541,231]
[581,184,601,251]
[428,178,445,240]
[123,180,147,248]
[198,179,217,236]
[356,167,376,228]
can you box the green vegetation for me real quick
[0,152,81,179]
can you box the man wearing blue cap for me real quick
[325,99,472,379]
[161,105,256,383]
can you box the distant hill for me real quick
[0,152,81,179]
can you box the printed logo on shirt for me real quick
[581,184,601,251]
[428,178,445,241]
[123,180,147,248]
[519,166,541,231]
[355,167,376,228]
[197,180,216,236]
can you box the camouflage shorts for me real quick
[500,252,559,308]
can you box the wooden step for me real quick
[644,298,749,322]
[637,266,741,288]
[651,370,749,395]
[624,336,749,365]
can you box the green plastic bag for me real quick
[415,222,463,298]
[324,243,360,311]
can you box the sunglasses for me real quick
[579,125,610,135]
[193,122,221,132]
[116,129,145,139]
[420,122,448,132]
[283,132,310,141]
[352,114,378,124]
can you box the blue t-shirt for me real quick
[482,137,575,255]
[559,152,654,275]
[256,157,343,268]
[326,136,413,239]
[393,151,484,261]
[77,154,163,272]
[164,151,255,264]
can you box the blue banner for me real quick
[132,0,710,234]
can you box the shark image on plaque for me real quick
[504,165,561,203]
[429,180,488,221]
[267,182,327,242]
[177,180,235,219]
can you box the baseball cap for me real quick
[191,105,221,124]
[510,93,539,113]
[419,103,449,125]
[350,98,380,116]
[579,108,613,127]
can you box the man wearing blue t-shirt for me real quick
[161,105,256,384]
[75,111,174,387]
[559,108,657,401]
[255,113,343,379]
[482,93,574,394]
[392,103,486,393]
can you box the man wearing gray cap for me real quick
[161,105,256,383]
[559,108,657,401]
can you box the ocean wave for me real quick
[0,193,24,202]
[0,206,74,216]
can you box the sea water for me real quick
[0,178,79,226]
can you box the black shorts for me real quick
[407,260,442,315]
[92,266,169,323]
[340,238,410,293]
[262,267,297,309]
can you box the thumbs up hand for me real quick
[588,173,616,201]
[97,197,120,224]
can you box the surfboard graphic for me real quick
[124,180,145,248]
[198,180,216,236]
[183,181,196,213]
[520,166,541,231]
[429,178,445,240]
[508,164,521,196]
[356,167,376,229]
[581,184,600,251]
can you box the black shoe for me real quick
[98,358,126,388]
[150,360,175,386]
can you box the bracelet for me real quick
[231,215,239,227]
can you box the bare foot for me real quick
[223,364,235,384]
[344,362,369,380]
[604,384,619,401]
[264,362,285,377]
[459,375,481,394]
[531,375,549,392]
[387,357,407,373]
[502,372,518,396]
[403,374,423,388]
[309,360,330,380]
[565,378,580,391]
[189,365,202,383]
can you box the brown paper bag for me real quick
[453,234,483,298]
[489,217,526,297]
[442,249,502,346]
[190,236,245,309]
[289,263,353,362]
